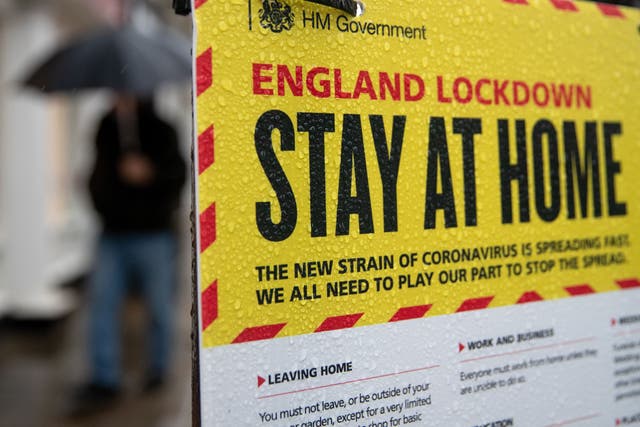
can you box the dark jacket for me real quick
[89,105,186,233]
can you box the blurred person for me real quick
[73,94,186,414]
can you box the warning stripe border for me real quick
[227,279,639,344]
[196,0,628,18]
[194,0,208,11]
[194,0,637,344]
[196,44,218,332]
[505,0,626,17]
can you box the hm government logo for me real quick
[259,0,294,33]
[249,0,426,41]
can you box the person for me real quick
[74,94,186,413]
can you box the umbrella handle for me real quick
[116,111,141,152]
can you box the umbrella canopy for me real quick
[24,26,191,95]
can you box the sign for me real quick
[193,0,640,424]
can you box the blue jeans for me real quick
[88,232,176,388]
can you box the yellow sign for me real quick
[194,0,640,348]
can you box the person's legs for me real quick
[88,234,128,389]
[131,232,177,383]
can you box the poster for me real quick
[193,0,640,424]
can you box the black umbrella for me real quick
[24,26,191,95]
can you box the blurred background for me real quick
[0,0,192,426]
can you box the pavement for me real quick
[0,275,193,427]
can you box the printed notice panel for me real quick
[194,0,639,347]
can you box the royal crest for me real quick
[259,0,295,33]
